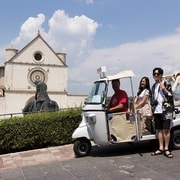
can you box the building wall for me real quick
[0,92,86,116]
[4,63,67,92]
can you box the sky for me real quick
[0,0,180,95]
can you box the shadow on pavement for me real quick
[89,140,159,157]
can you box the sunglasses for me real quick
[153,73,160,76]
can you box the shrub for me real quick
[0,108,81,154]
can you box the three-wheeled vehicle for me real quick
[72,67,180,157]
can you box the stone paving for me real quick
[0,144,74,170]
[0,142,180,179]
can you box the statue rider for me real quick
[34,80,50,110]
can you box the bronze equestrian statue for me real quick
[23,81,59,114]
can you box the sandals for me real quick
[151,149,164,156]
[164,150,173,158]
[151,149,174,158]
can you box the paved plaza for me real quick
[0,141,179,180]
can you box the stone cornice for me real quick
[6,62,66,68]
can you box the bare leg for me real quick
[141,115,146,132]
[163,129,170,150]
[157,130,164,150]
[151,129,164,155]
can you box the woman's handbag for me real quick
[140,102,153,118]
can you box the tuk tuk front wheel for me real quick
[170,129,180,150]
[73,138,92,157]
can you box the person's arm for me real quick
[107,91,128,113]
[107,103,124,113]
[160,81,169,95]
[160,81,172,96]
[135,94,149,109]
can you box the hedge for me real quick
[0,108,81,154]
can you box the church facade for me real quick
[0,32,87,118]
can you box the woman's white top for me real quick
[136,89,150,105]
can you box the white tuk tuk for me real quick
[72,67,180,157]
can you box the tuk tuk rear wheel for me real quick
[170,129,180,150]
[73,139,92,157]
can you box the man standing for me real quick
[151,67,174,158]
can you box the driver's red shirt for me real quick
[109,89,128,112]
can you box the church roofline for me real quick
[5,32,67,67]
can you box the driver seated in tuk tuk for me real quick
[107,79,128,113]
[107,79,129,142]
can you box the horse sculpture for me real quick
[23,81,59,114]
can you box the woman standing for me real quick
[135,77,152,133]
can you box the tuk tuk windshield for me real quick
[85,81,106,104]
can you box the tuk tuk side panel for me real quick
[171,116,180,128]
[108,113,137,142]
[85,111,109,145]
[72,117,93,140]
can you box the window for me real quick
[34,53,42,61]
[33,51,44,62]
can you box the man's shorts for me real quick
[154,113,171,130]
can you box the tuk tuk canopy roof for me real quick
[107,70,134,81]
